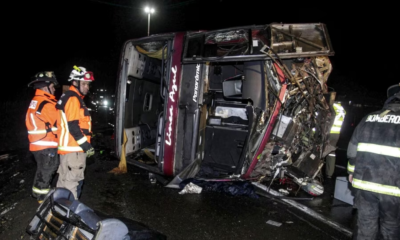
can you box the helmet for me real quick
[28,71,59,88]
[387,83,400,98]
[68,66,94,82]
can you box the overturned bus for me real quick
[114,23,336,196]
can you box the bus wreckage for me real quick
[114,22,337,196]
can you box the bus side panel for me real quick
[162,33,185,176]
[174,63,203,174]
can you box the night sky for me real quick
[3,0,396,102]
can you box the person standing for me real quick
[347,83,400,239]
[26,71,60,203]
[56,65,95,200]
[326,102,346,179]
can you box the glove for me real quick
[86,147,95,158]
[80,141,94,157]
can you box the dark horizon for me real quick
[3,0,396,102]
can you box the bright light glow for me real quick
[104,100,108,106]
[145,6,154,13]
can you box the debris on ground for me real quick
[11,172,20,178]
[179,178,259,198]
[266,220,282,227]
[179,182,203,194]
[0,154,17,161]
[0,202,18,216]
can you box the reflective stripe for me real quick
[59,110,65,146]
[352,179,400,197]
[333,103,343,109]
[328,153,336,157]
[31,141,58,146]
[30,113,37,131]
[28,130,47,134]
[333,120,343,126]
[32,187,50,195]
[347,162,355,173]
[330,126,341,134]
[333,104,346,115]
[89,117,92,132]
[28,127,58,134]
[60,111,69,147]
[357,143,400,158]
[77,136,87,145]
[58,146,83,151]
[331,103,345,134]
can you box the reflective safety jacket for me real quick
[56,86,91,154]
[25,89,59,151]
[347,103,400,197]
[330,102,346,134]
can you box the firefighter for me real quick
[347,83,400,239]
[26,71,60,203]
[326,102,346,179]
[56,65,95,200]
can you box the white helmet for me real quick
[68,65,94,82]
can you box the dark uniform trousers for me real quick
[32,149,59,200]
[354,190,400,240]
